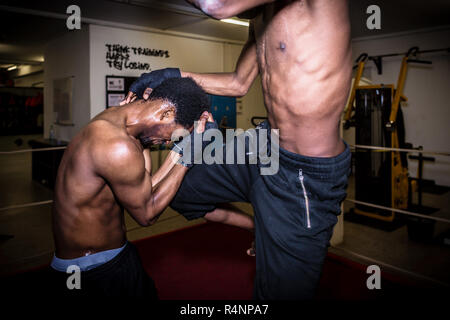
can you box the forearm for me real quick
[143,149,151,173]
[125,152,186,226]
[181,37,258,97]
[151,150,179,187]
[145,158,188,224]
[181,71,244,96]
[145,114,211,223]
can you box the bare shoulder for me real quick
[88,121,144,179]
[87,119,129,148]
[87,119,119,136]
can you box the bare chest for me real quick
[252,2,309,66]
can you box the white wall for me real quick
[89,24,225,118]
[89,24,265,128]
[44,24,266,143]
[43,27,91,142]
[351,27,450,186]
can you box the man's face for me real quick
[139,121,187,147]
[138,99,188,147]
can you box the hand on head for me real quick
[195,111,214,134]
[171,111,217,168]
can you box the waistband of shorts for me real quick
[278,142,351,175]
[51,242,128,272]
[257,120,351,177]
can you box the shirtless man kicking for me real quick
[50,78,222,297]
[124,0,352,299]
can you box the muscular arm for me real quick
[143,148,151,173]
[186,0,275,19]
[96,140,186,227]
[141,147,174,188]
[151,149,179,188]
[182,23,258,97]
[124,19,257,103]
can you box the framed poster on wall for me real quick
[105,75,138,108]
[108,93,125,107]
[107,77,124,91]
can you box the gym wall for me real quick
[43,24,265,143]
[43,26,91,143]
[351,27,450,186]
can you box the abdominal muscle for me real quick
[263,70,349,157]
[53,183,127,259]
[254,0,352,157]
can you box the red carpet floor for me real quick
[4,222,435,300]
[135,222,255,300]
[134,222,420,300]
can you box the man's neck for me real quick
[122,101,151,139]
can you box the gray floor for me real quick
[336,174,450,286]
[1,135,449,288]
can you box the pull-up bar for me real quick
[354,46,450,74]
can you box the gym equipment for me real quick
[344,47,434,225]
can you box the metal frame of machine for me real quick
[344,47,433,222]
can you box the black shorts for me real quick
[170,121,351,300]
[48,242,157,298]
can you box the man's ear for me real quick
[160,105,176,121]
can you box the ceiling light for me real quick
[7,65,17,71]
[220,18,249,27]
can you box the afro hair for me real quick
[149,77,210,128]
